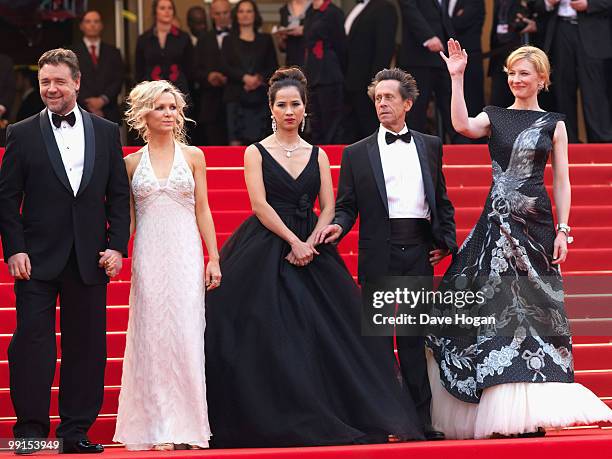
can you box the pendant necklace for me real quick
[274,135,301,158]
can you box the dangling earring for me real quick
[538,83,544,92]
[300,114,306,133]
[271,116,277,133]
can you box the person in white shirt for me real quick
[0,48,130,455]
[318,68,457,441]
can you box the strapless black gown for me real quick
[205,143,424,447]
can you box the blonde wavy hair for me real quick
[125,80,191,144]
[504,46,551,91]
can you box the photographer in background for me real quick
[488,0,540,107]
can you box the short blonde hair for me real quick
[125,80,191,144]
[504,46,551,91]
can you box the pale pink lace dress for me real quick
[113,143,210,449]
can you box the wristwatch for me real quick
[556,223,574,244]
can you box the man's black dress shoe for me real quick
[62,440,104,454]
[13,446,41,455]
[424,429,445,441]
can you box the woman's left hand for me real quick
[206,260,222,291]
[552,233,569,265]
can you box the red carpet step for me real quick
[0,423,611,457]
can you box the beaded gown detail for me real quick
[113,143,211,449]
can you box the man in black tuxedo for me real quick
[398,0,457,143]
[72,10,124,124]
[193,0,231,145]
[344,0,398,142]
[537,0,612,142]
[319,68,456,440]
[0,48,130,454]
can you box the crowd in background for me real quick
[1,0,612,145]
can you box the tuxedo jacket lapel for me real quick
[412,130,436,210]
[76,107,96,197]
[366,131,389,214]
[348,0,375,39]
[39,109,73,194]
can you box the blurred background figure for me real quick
[73,10,124,124]
[537,0,612,142]
[194,0,231,146]
[186,5,208,144]
[0,52,15,146]
[450,0,485,141]
[343,0,398,142]
[489,0,539,107]
[221,0,277,146]
[303,0,346,145]
[14,66,44,122]
[187,5,208,46]
[398,0,457,143]
[135,0,193,100]
[277,0,312,67]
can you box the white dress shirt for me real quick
[216,28,229,49]
[377,124,430,219]
[48,107,85,196]
[545,0,577,17]
[344,0,370,35]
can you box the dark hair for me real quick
[38,48,80,81]
[231,0,263,31]
[152,0,176,21]
[367,68,419,102]
[268,67,308,105]
[79,9,102,23]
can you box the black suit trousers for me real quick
[386,243,433,428]
[552,22,612,142]
[9,249,106,441]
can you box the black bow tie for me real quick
[52,112,76,128]
[385,131,411,144]
[216,27,230,35]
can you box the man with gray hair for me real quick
[0,48,130,454]
[318,68,457,440]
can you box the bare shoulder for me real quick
[316,146,330,166]
[182,145,205,162]
[124,150,144,174]
[244,144,262,162]
[179,145,205,173]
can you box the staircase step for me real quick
[206,185,612,210]
[0,341,610,398]
[204,164,612,189]
[117,144,612,166]
[0,386,119,418]
[1,291,609,335]
[573,344,612,370]
[0,332,126,361]
[0,359,123,390]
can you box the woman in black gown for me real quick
[205,67,424,448]
[426,41,612,439]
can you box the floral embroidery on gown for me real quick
[113,143,211,449]
[426,107,612,439]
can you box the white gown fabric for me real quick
[426,349,612,439]
[114,143,211,450]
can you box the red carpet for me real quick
[0,144,611,453]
